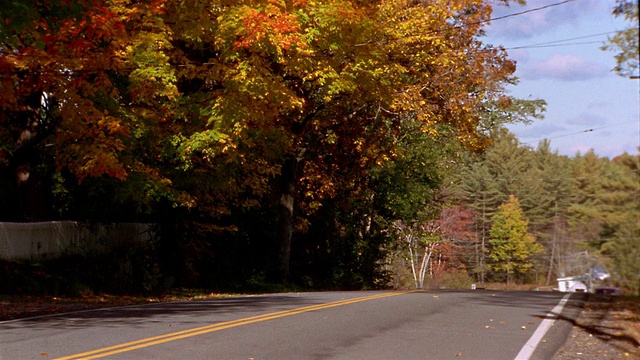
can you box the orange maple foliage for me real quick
[1,0,517,222]
[0,0,183,194]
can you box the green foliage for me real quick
[602,0,639,77]
[452,130,639,293]
[0,0,548,291]
[453,130,539,282]
[569,152,640,293]
[371,120,457,222]
[478,97,547,136]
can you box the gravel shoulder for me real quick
[553,293,640,359]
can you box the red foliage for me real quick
[234,6,302,51]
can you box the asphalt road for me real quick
[0,290,585,360]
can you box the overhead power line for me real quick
[504,31,619,51]
[426,0,578,37]
[488,0,577,24]
[518,121,639,145]
[507,41,602,50]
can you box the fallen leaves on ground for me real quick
[554,294,640,360]
[0,290,226,321]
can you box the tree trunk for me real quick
[8,89,57,221]
[546,232,556,286]
[546,203,559,286]
[275,105,322,283]
[408,237,418,289]
[418,249,431,289]
[277,155,297,283]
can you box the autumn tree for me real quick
[1,0,524,288]
[424,204,476,281]
[175,0,521,282]
[0,1,190,222]
[437,205,478,277]
[489,195,543,284]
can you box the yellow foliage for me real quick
[0,0,516,218]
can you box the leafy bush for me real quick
[429,270,473,289]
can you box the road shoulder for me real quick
[553,293,640,359]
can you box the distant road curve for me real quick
[0,290,584,360]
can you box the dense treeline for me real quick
[1,1,637,295]
[445,132,640,293]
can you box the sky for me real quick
[483,0,639,158]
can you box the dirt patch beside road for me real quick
[554,294,640,359]
[0,291,225,322]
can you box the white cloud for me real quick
[524,54,609,81]
[514,122,566,138]
[587,101,609,110]
[488,0,605,40]
[566,113,605,126]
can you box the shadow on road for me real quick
[0,294,321,329]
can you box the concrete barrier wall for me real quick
[0,222,155,261]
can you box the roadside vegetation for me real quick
[1,1,638,298]
[555,294,640,359]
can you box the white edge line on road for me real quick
[515,293,573,360]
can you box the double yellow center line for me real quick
[55,291,411,360]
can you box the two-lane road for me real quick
[0,290,584,359]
